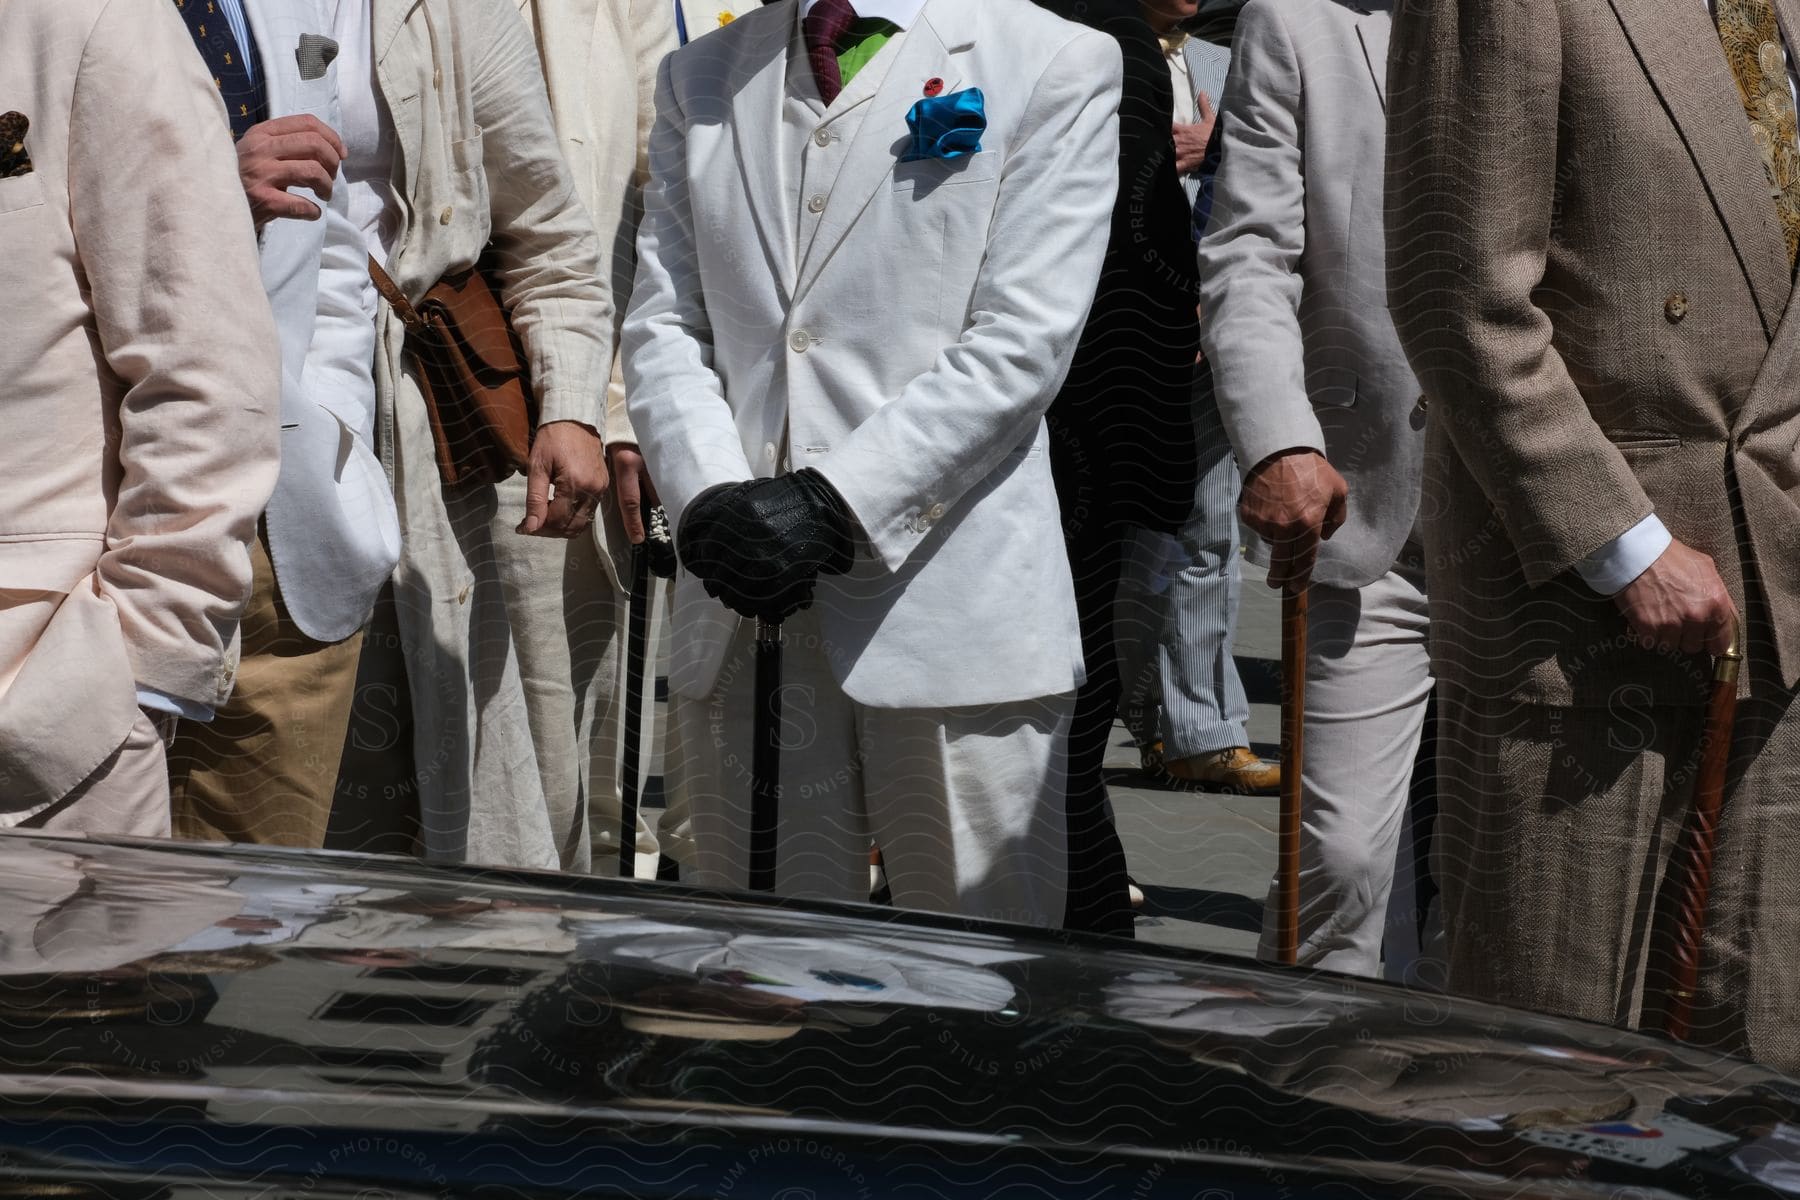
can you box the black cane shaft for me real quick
[1278,587,1308,967]
[749,620,782,893]
[619,549,651,879]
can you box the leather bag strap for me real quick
[367,254,427,334]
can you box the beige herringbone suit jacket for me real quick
[1388,0,1800,1067]
[0,0,279,828]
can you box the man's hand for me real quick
[1173,90,1218,176]
[1614,538,1737,657]
[677,471,855,622]
[519,421,609,538]
[606,443,660,545]
[236,115,348,231]
[1239,449,1348,592]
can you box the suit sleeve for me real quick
[623,54,757,528]
[605,0,680,449]
[472,0,613,430]
[304,160,381,451]
[72,0,282,708]
[1386,0,1654,583]
[1197,0,1319,475]
[812,30,1125,572]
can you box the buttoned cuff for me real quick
[1575,513,1672,596]
[136,686,214,724]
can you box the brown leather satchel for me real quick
[367,253,535,486]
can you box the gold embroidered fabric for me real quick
[1716,0,1800,265]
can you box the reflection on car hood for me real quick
[0,834,1795,1200]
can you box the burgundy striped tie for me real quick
[803,0,858,105]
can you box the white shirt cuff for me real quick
[136,687,215,724]
[1575,514,1673,596]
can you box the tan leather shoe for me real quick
[1164,746,1281,793]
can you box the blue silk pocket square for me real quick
[901,87,986,163]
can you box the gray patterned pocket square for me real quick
[296,34,339,81]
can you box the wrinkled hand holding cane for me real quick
[1240,449,1349,592]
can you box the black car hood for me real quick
[0,834,1795,1200]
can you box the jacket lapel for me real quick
[731,10,801,303]
[1607,0,1792,337]
[239,0,286,117]
[793,5,964,302]
[1353,7,1388,110]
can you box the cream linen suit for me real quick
[334,0,615,871]
[1199,0,1432,980]
[0,0,280,834]
[625,0,1122,920]
[518,0,678,876]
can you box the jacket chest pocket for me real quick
[0,172,43,216]
[890,150,1000,195]
[445,129,490,226]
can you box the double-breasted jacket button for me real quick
[789,330,813,352]
[926,503,946,521]
[813,128,832,148]
[440,206,454,225]
[808,194,827,214]
[1665,292,1688,323]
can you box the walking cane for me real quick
[617,543,652,879]
[1645,618,1743,1041]
[749,618,783,893]
[1277,585,1308,966]
[619,507,675,879]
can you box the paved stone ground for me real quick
[1121,559,1281,958]
[639,560,1284,961]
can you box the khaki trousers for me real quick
[1436,682,1800,1072]
[168,536,362,847]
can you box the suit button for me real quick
[1665,292,1688,323]
[814,128,832,148]
[808,193,827,213]
[926,503,945,520]
[440,206,454,225]
[789,330,812,352]
[764,442,777,463]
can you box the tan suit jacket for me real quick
[1387,0,1800,705]
[0,0,280,817]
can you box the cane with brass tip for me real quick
[1277,586,1308,966]
[1646,618,1742,1041]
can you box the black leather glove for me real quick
[677,469,856,622]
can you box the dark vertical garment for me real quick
[1034,0,1201,937]
[170,0,267,140]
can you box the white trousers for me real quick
[1256,565,1432,977]
[667,608,1073,925]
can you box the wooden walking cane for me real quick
[1278,585,1308,966]
[1646,618,1743,1041]
[749,618,783,893]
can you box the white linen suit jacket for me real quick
[624,0,1123,707]
[244,0,400,643]
[1198,0,1422,590]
